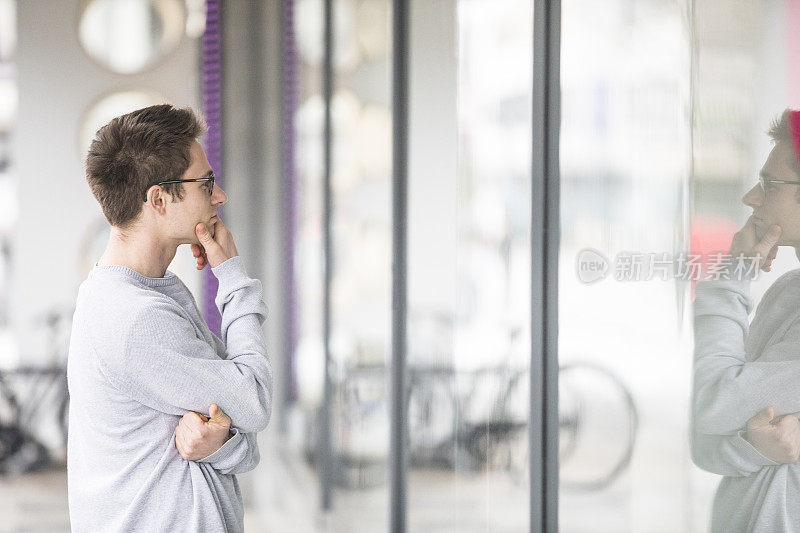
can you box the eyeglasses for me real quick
[144,172,215,202]
[759,175,800,196]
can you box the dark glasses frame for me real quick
[759,175,800,195]
[143,172,215,202]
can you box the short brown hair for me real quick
[768,109,800,175]
[85,104,207,228]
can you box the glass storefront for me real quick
[286,0,800,531]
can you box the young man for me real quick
[67,104,272,532]
[693,109,800,531]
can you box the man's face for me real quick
[743,141,800,245]
[163,140,227,244]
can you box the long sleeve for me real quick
[193,329,262,475]
[690,426,779,476]
[195,317,261,475]
[693,276,800,435]
[691,277,780,475]
[97,256,273,433]
[199,428,260,475]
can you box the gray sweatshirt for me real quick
[66,256,273,532]
[693,269,800,532]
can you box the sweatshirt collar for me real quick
[91,263,179,287]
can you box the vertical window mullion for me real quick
[321,0,334,514]
[531,0,560,532]
[390,0,410,531]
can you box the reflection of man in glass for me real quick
[68,105,272,532]
[693,109,800,532]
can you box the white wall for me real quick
[12,0,201,363]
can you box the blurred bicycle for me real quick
[0,308,71,475]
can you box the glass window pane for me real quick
[406,0,532,530]
[559,0,691,530]
[326,0,392,528]
[293,0,392,530]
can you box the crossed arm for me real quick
[99,258,272,476]
[172,332,262,475]
[692,277,800,475]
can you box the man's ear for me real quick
[144,186,168,213]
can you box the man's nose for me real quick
[742,183,763,207]
[212,185,228,206]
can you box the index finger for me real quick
[753,225,782,259]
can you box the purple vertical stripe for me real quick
[202,0,222,336]
[282,0,299,402]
